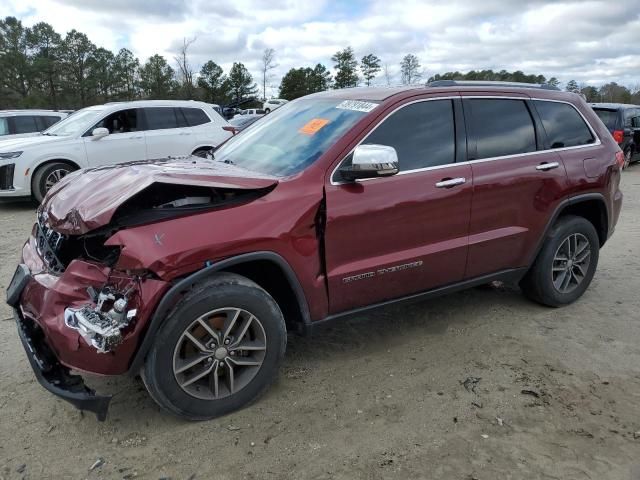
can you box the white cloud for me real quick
[5,0,640,96]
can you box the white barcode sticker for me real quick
[336,100,378,113]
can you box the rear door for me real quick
[142,107,189,158]
[180,106,230,147]
[462,95,569,279]
[324,97,473,313]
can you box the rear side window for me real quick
[39,115,61,129]
[0,118,8,135]
[534,101,595,149]
[144,107,179,130]
[363,99,456,171]
[593,109,618,131]
[12,115,39,134]
[468,99,536,159]
[181,108,210,126]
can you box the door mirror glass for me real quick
[91,127,109,139]
[339,144,399,181]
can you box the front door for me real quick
[83,108,146,166]
[324,97,473,314]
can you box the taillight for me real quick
[615,151,625,168]
[612,130,624,144]
[222,126,237,135]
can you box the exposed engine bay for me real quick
[37,182,274,275]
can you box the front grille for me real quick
[36,210,67,274]
[0,163,15,190]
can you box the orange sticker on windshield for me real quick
[299,118,330,135]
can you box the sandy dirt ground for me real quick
[0,166,639,480]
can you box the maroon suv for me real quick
[7,82,624,421]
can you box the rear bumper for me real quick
[14,308,112,421]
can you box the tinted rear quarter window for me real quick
[468,99,536,159]
[593,109,618,131]
[0,117,8,135]
[181,108,210,126]
[144,107,179,130]
[39,115,62,129]
[363,99,456,171]
[12,115,39,134]
[534,101,594,148]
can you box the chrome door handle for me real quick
[435,177,466,188]
[536,162,560,171]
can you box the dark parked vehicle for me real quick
[8,82,623,421]
[591,103,640,168]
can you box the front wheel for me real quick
[32,162,75,203]
[520,215,599,307]
[142,273,286,420]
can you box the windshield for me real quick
[593,109,618,131]
[44,107,106,136]
[214,98,375,176]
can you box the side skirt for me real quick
[302,267,528,335]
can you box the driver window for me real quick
[336,99,456,179]
[91,109,138,135]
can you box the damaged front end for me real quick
[11,159,281,420]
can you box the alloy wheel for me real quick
[173,307,267,400]
[44,168,69,190]
[551,233,591,293]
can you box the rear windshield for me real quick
[213,98,376,176]
[593,109,618,131]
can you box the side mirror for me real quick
[339,144,399,181]
[91,127,109,139]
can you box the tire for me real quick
[264,108,271,114]
[142,273,287,420]
[32,162,75,203]
[520,215,599,307]
[623,148,631,169]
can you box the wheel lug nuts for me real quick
[224,339,230,345]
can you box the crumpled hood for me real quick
[43,157,279,235]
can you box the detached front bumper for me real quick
[13,308,112,421]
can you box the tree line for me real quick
[2,16,638,110]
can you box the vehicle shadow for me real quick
[92,282,541,426]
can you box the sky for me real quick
[3,0,640,97]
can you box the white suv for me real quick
[0,100,232,202]
[262,99,289,113]
[0,110,69,140]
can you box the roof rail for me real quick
[427,80,561,91]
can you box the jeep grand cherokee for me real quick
[7,81,624,421]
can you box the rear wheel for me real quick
[520,215,599,307]
[142,273,287,420]
[32,162,75,203]
[264,108,271,114]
